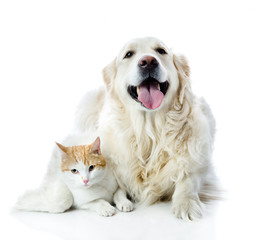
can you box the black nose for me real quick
[139,56,158,69]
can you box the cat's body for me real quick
[15,134,133,216]
[70,178,115,208]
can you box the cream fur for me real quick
[74,37,218,221]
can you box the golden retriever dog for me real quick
[74,37,217,220]
[16,37,217,221]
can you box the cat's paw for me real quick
[171,197,203,221]
[97,204,116,217]
[115,199,134,212]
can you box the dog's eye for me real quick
[124,51,134,59]
[156,48,167,55]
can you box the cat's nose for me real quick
[83,179,89,184]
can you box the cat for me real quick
[15,136,133,217]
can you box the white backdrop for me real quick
[0,0,256,239]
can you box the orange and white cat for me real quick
[15,136,133,216]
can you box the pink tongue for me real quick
[138,81,164,109]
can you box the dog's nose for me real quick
[139,56,158,69]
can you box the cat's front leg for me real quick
[113,188,134,212]
[80,199,116,217]
[171,173,204,221]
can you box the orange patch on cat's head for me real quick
[56,137,106,172]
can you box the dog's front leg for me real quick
[171,173,204,221]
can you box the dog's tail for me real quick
[14,180,73,213]
[199,180,225,203]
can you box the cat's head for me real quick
[56,137,107,188]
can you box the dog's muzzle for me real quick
[127,56,169,110]
[127,55,169,110]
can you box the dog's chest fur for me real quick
[101,104,194,205]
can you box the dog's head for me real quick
[103,37,190,111]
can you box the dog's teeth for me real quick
[157,83,160,90]
[137,86,140,94]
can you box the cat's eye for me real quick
[71,169,79,174]
[124,51,134,59]
[89,165,95,172]
[156,48,167,55]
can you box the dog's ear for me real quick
[102,58,117,90]
[173,54,191,104]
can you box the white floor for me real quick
[3,193,254,240]
[8,202,217,240]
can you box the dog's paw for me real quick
[171,197,203,221]
[115,199,134,212]
[97,204,116,217]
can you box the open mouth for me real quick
[127,77,169,110]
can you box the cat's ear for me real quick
[56,142,71,155]
[90,137,101,155]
